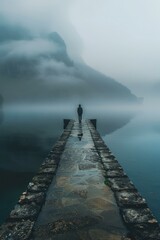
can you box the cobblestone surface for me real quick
[33,121,127,239]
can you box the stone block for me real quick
[32,174,53,185]
[108,178,136,191]
[19,192,45,205]
[79,164,97,170]
[106,170,127,178]
[115,191,147,207]
[27,182,48,193]
[10,203,40,220]
[103,162,123,171]
[38,166,57,175]
[101,158,118,163]
[121,208,158,224]
[0,220,34,240]
[98,149,110,155]
[130,223,160,240]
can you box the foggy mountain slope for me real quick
[0,23,138,104]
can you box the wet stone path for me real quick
[32,121,127,240]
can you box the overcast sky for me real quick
[1,0,160,97]
[69,0,160,95]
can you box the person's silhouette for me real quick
[77,104,83,124]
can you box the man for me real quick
[77,104,83,124]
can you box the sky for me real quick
[0,0,160,98]
[69,0,160,96]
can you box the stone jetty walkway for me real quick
[1,120,160,240]
[32,121,127,239]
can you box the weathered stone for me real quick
[0,220,34,240]
[10,203,40,220]
[19,192,45,205]
[89,229,125,240]
[27,182,48,192]
[121,208,158,224]
[48,150,62,156]
[108,178,136,191]
[96,146,108,150]
[130,223,160,240]
[79,163,96,170]
[38,166,57,175]
[32,174,53,185]
[41,162,57,168]
[44,159,57,165]
[73,189,88,199]
[106,170,127,178]
[115,191,147,207]
[46,154,60,163]
[88,155,101,163]
[103,162,123,171]
[87,197,113,210]
[52,146,64,152]
[33,216,99,238]
[101,158,118,163]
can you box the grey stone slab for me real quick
[79,163,97,170]
[108,178,136,191]
[121,208,158,224]
[10,203,40,220]
[130,223,160,240]
[101,158,118,163]
[41,162,57,169]
[0,220,34,240]
[19,192,45,205]
[44,158,57,165]
[32,174,53,185]
[103,162,123,171]
[115,191,147,207]
[106,170,127,178]
[98,150,112,156]
[27,182,48,193]
[38,166,57,175]
[33,215,99,239]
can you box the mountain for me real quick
[0,22,138,105]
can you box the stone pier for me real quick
[0,120,160,240]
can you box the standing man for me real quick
[77,104,83,124]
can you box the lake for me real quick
[102,106,160,222]
[0,104,160,224]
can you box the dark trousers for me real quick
[78,115,82,123]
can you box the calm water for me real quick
[0,104,160,223]
[103,108,160,222]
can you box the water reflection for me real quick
[103,110,160,222]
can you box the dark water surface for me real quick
[103,108,160,222]
[0,107,64,224]
[0,105,160,224]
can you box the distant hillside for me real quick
[0,22,138,105]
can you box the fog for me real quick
[70,0,160,98]
[0,0,159,109]
[0,0,82,60]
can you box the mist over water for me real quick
[103,99,160,222]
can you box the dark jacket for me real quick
[77,106,83,116]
